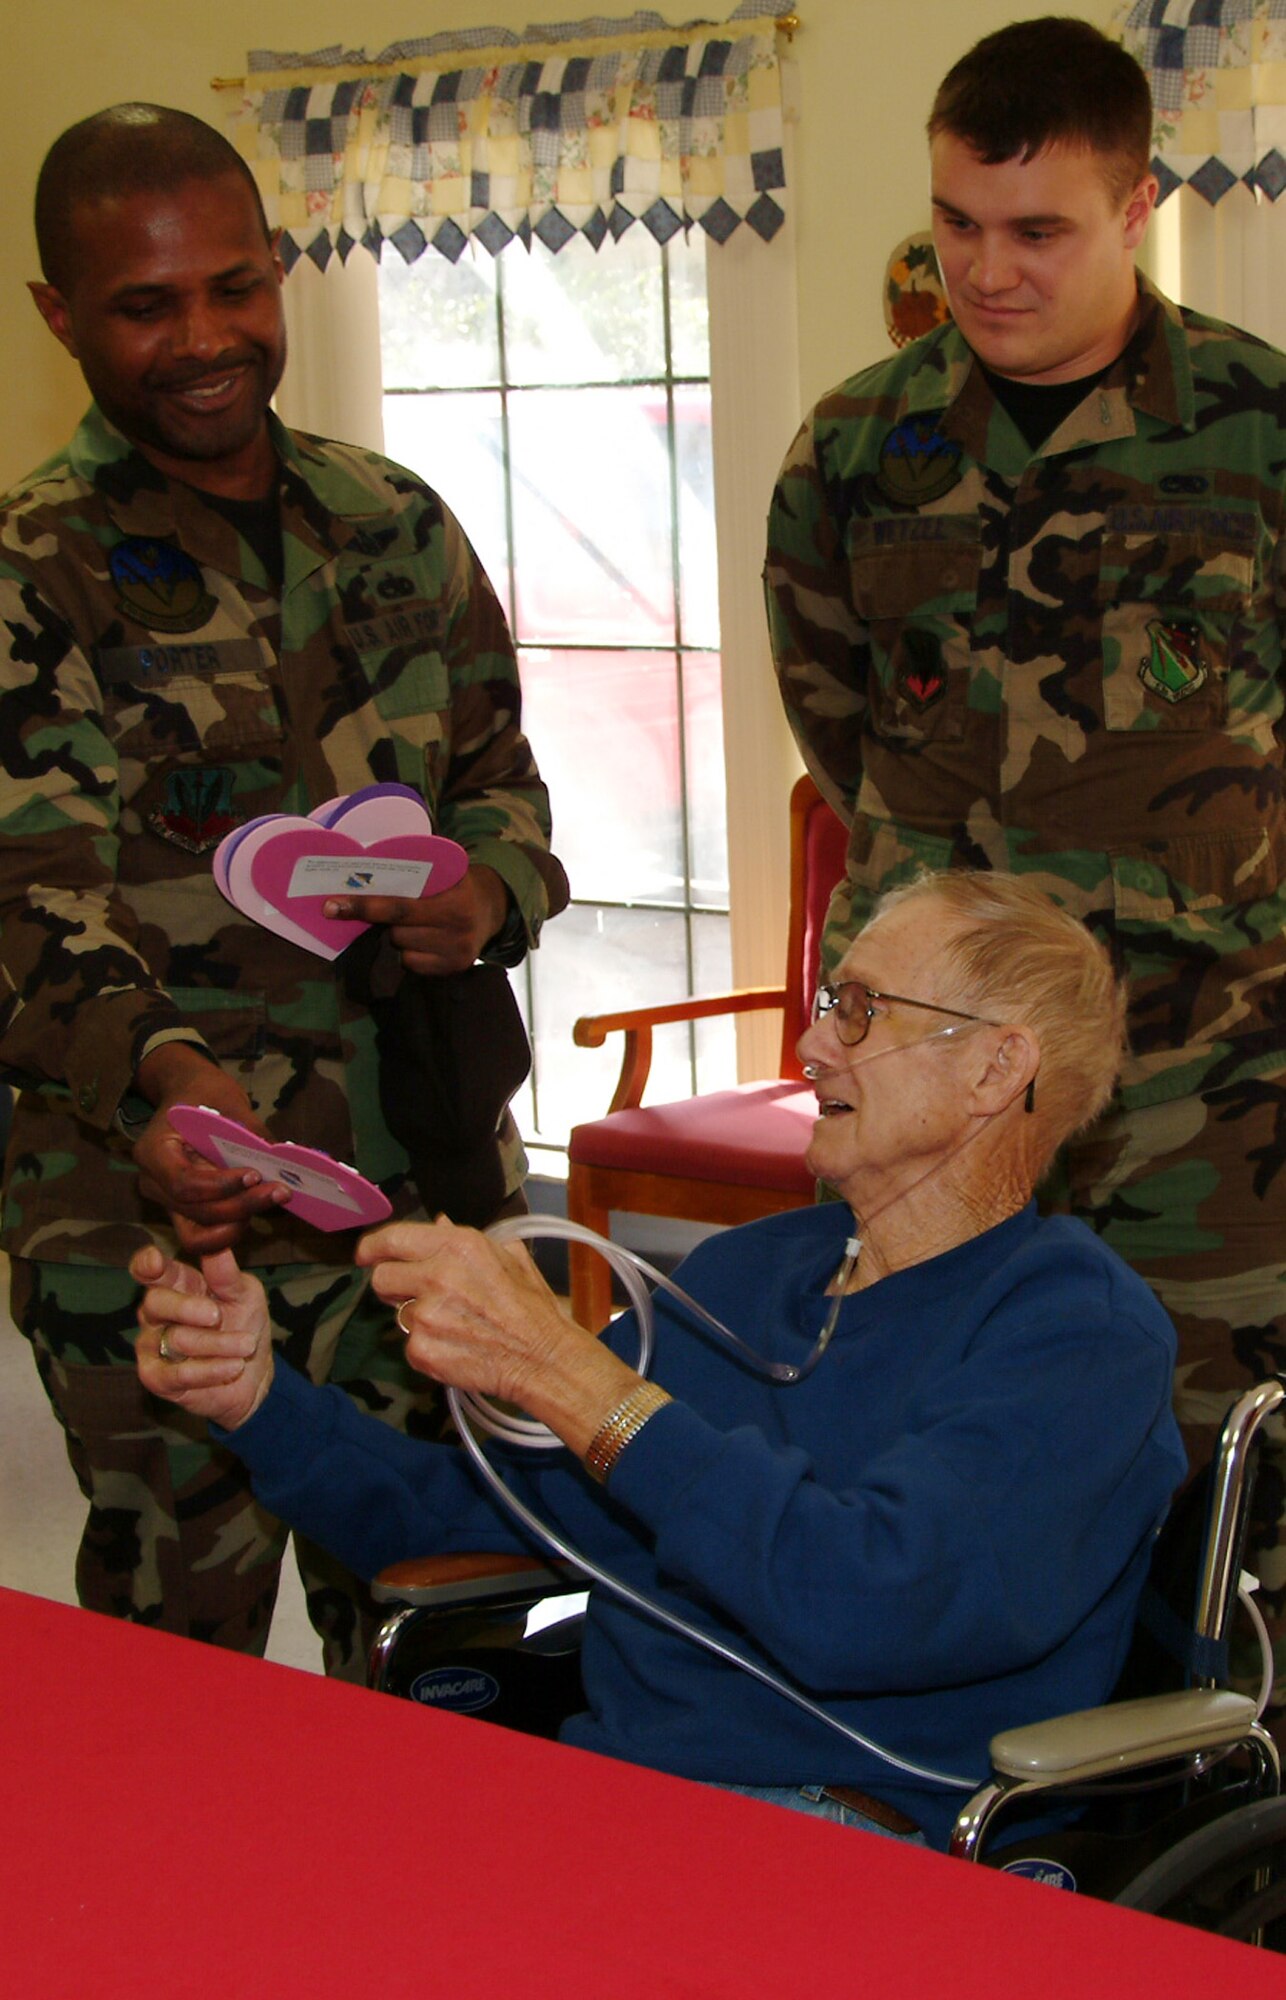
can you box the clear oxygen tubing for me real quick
[451,1009,1010,1453]
[448,1215,860,1452]
[442,1211,981,1793]
[1240,1576,1274,1719]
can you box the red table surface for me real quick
[0,1586,1279,1998]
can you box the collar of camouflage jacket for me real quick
[65,404,422,586]
[900,272,1196,474]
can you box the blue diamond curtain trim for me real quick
[220,2,789,265]
[1119,0,1286,202]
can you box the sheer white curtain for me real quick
[1119,0,1286,344]
[276,253,385,452]
[1146,183,1286,346]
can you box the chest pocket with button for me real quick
[849,532,983,744]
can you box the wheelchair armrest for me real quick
[573,986,787,1112]
[371,1552,583,1609]
[989,1687,1260,1782]
[951,1688,1269,1863]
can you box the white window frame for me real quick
[276,217,804,1084]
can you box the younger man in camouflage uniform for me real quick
[766,20,1286,1708]
[0,105,568,1674]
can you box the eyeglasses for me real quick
[811,980,998,1049]
[811,981,1036,1111]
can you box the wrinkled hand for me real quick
[356,1218,636,1456]
[132,1055,292,1255]
[132,1243,275,1430]
[323,862,509,976]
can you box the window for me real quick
[379,231,736,1164]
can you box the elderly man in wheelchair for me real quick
[138,870,1256,1873]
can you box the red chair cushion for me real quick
[568,1082,819,1194]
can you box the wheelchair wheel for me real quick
[1113,1795,1286,1948]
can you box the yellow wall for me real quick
[1,0,1115,488]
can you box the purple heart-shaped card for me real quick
[328,788,433,843]
[169,1105,393,1231]
[309,796,351,826]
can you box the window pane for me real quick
[692,911,738,1091]
[525,905,693,1145]
[675,385,718,648]
[508,385,676,644]
[518,648,684,904]
[681,651,729,906]
[507,964,535,1144]
[381,390,510,608]
[379,246,500,388]
[668,232,711,379]
[503,232,665,385]
[376,231,727,1160]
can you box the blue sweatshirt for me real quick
[224,1202,1185,1848]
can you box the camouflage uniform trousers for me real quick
[1047,1060,1286,1722]
[10,1252,461,1683]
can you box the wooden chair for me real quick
[564,774,848,1329]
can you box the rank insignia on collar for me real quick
[147,767,243,853]
[1139,619,1207,704]
[109,537,217,635]
[876,414,964,507]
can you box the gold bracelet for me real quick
[584,1381,672,1485]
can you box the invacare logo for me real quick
[1001,1857,1078,1893]
[409,1665,501,1714]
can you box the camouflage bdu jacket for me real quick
[766,275,1286,1111]
[0,406,568,1269]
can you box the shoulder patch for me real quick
[109,538,217,635]
[147,767,243,853]
[876,415,963,507]
[1140,619,1207,704]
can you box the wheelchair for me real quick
[367,1377,1285,1946]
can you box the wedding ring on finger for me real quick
[158,1331,175,1363]
[396,1300,416,1339]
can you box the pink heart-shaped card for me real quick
[215,791,427,901]
[215,805,468,959]
[241,824,467,959]
[168,1105,392,1232]
[214,813,288,900]
[219,819,336,955]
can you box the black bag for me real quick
[343,931,531,1227]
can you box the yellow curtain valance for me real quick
[221,3,792,269]
[1119,0,1286,202]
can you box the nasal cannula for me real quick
[444,1212,981,1794]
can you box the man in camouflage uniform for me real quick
[0,105,568,1676]
[766,20,1286,1710]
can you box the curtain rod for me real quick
[211,11,798,92]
